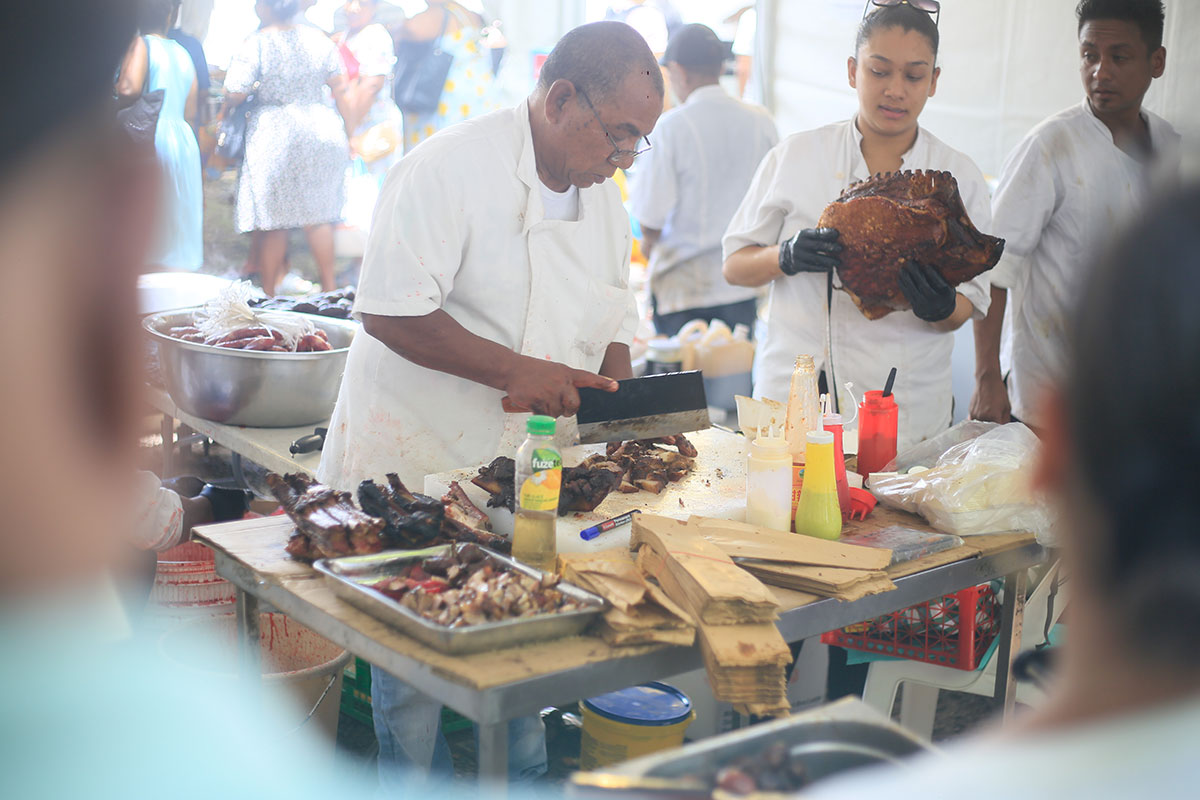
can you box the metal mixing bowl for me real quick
[143,308,358,427]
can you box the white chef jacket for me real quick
[629,84,777,315]
[318,103,640,491]
[988,99,1180,426]
[132,470,185,552]
[722,119,993,451]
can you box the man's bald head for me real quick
[537,21,664,104]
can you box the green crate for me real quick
[338,657,473,734]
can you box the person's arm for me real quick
[970,285,1012,422]
[639,226,661,260]
[343,74,386,136]
[929,293,975,332]
[361,311,617,417]
[185,77,199,136]
[114,35,148,106]
[599,343,633,381]
[723,243,783,287]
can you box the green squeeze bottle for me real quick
[512,415,562,573]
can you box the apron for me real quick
[497,181,632,453]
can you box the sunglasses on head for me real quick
[863,0,941,26]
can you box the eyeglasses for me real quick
[577,87,652,167]
[862,0,940,26]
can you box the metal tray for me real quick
[569,698,931,797]
[314,545,607,655]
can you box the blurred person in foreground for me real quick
[807,185,1200,798]
[219,0,351,295]
[630,23,777,338]
[116,0,203,271]
[0,2,371,796]
[970,0,1179,426]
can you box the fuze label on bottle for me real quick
[520,448,562,512]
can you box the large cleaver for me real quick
[575,371,710,444]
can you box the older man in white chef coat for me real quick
[970,0,1180,427]
[317,20,663,787]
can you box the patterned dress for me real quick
[403,8,498,152]
[224,26,349,232]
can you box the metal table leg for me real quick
[235,588,262,685]
[993,569,1028,719]
[160,414,175,475]
[477,720,509,789]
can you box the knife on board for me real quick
[575,371,710,444]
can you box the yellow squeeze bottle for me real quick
[794,430,843,540]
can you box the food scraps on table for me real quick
[249,286,355,319]
[268,472,508,561]
[471,434,698,515]
[366,542,585,628]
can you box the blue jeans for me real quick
[370,667,547,792]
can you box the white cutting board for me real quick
[423,428,750,554]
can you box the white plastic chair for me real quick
[861,561,1065,739]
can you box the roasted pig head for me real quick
[817,169,1005,320]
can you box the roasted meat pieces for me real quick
[817,169,1005,320]
[271,471,507,561]
[268,472,386,560]
[471,435,697,513]
[366,543,585,628]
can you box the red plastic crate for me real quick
[821,584,1000,671]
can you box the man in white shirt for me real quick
[317,20,663,787]
[970,0,1180,427]
[630,23,778,337]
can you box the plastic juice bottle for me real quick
[513,415,562,573]
[785,354,820,463]
[823,413,852,520]
[746,429,793,532]
[794,430,843,539]
[857,390,899,478]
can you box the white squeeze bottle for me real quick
[512,415,562,573]
[746,426,793,532]
[785,354,821,463]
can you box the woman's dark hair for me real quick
[1077,0,1165,52]
[261,0,300,23]
[137,0,178,34]
[1067,184,1200,667]
[855,4,940,61]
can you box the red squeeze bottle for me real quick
[857,390,898,478]
[823,413,852,520]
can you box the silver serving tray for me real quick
[569,698,932,797]
[315,545,607,655]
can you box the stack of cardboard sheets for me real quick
[632,515,792,716]
[684,516,895,600]
[558,549,695,646]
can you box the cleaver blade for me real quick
[575,371,710,444]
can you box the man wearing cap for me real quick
[630,22,778,338]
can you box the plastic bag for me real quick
[884,419,999,473]
[195,281,315,350]
[869,423,1055,543]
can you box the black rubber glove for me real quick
[899,262,957,322]
[779,228,842,276]
[200,484,251,523]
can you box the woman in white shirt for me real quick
[723,1,994,451]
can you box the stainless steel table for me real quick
[194,517,1043,783]
[146,385,323,480]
